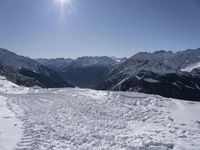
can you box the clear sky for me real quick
[0,0,200,58]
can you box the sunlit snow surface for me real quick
[0,95,23,150]
[181,61,200,72]
[0,77,200,150]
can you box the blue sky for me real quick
[0,0,200,58]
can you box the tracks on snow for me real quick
[4,89,200,149]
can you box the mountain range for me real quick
[98,49,200,101]
[1,48,200,101]
[0,48,73,88]
[36,56,126,88]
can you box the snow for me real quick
[196,84,200,89]
[110,57,126,63]
[113,49,200,77]
[69,56,118,67]
[144,78,160,83]
[170,100,200,124]
[181,61,200,72]
[113,77,129,90]
[0,95,23,150]
[0,77,200,149]
[172,82,179,87]
[0,76,29,94]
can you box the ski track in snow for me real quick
[0,88,199,150]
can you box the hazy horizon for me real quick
[0,0,200,58]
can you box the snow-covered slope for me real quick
[0,95,23,150]
[0,77,28,150]
[0,76,29,94]
[181,61,200,72]
[178,49,200,72]
[0,77,200,149]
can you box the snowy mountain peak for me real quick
[115,49,200,75]
[70,56,118,67]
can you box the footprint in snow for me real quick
[180,123,186,126]
[168,116,174,122]
[2,116,12,119]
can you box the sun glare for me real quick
[54,0,73,13]
[53,0,74,17]
[56,0,67,4]
[55,0,71,7]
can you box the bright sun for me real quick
[55,0,71,6]
[54,0,74,16]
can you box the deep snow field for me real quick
[0,76,200,150]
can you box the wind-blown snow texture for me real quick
[0,77,200,150]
